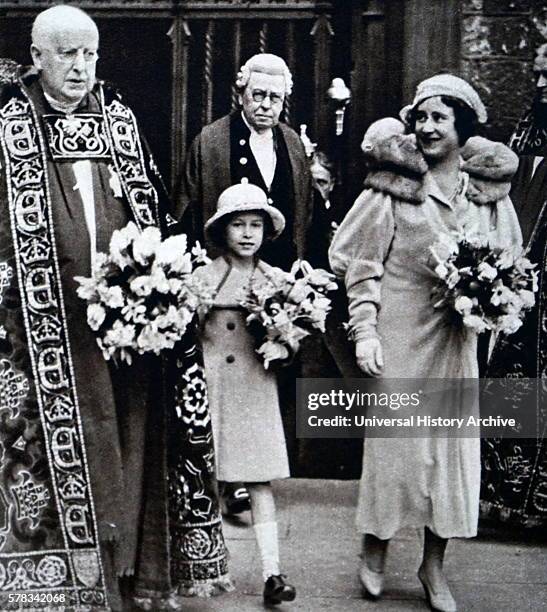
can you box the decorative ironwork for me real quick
[0,0,322,13]
[203,21,215,126]
[169,18,192,191]
[231,20,243,112]
[259,21,269,53]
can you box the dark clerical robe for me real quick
[0,67,229,611]
[177,112,312,269]
[481,144,547,528]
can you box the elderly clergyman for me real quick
[178,52,311,271]
[0,6,228,610]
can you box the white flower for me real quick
[532,270,539,293]
[313,296,332,312]
[514,254,535,275]
[462,314,489,333]
[87,303,106,331]
[272,309,291,328]
[506,292,524,314]
[518,289,535,309]
[434,263,449,280]
[477,262,497,281]
[466,233,489,249]
[149,265,170,293]
[104,320,136,347]
[155,234,187,267]
[168,278,185,295]
[299,298,314,314]
[137,323,169,354]
[130,275,154,297]
[191,241,211,264]
[491,283,514,306]
[102,285,124,308]
[308,308,328,332]
[454,296,474,315]
[110,222,139,268]
[286,279,311,304]
[76,276,101,301]
[278,322,309,348]
[121,297,147,324]
[498,314,523,335]
[178,253,194,275]
[446,269,461,289]
[496,248,516,270]
[176,305,193,330]
[132,226,162,265]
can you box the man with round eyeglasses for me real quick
[177,52,311,272]
[0,5,230,610]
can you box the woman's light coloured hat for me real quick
[400,73,488,125]
[204,182,286,245]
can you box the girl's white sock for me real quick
[253,521,280,581]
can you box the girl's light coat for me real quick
[193,257,290,482]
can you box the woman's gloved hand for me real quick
[355,338,384,377]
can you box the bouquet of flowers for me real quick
[240,260,337,369]
[75,222,213,364]
[429,231,538,335]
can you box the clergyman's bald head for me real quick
[32,5,98,48]
[31,6,99,107]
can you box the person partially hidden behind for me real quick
[481,43,547,530]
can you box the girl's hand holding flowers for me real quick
[240,260,337,369]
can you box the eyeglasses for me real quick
[56,49,99,65]
[250,89,284,105]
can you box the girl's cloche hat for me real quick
[205,182,286,246]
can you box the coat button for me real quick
[267,197,274,204]
[240,157,248,165]
[226,354,235,363]
[227,321,236,330]
[239,139,246,146]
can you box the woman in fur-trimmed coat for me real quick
[329,75,522,611]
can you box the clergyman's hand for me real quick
[355,338,384,377]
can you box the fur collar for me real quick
[361,119,519,205]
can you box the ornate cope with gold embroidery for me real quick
[0,77,163,609]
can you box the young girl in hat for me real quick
[193,182,296,606]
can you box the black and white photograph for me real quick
[0,1,546,610]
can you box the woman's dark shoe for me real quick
[263,574,296,605]
[358,562,384,599]
[223,486,251,515]
[418,566,457,612]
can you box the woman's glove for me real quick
[355,338,384,377]
[257,340,290,369]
